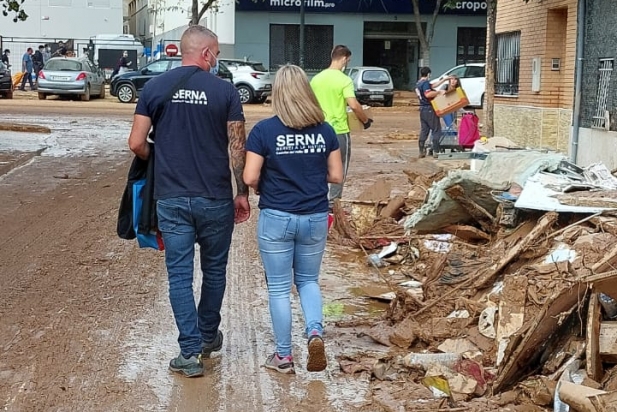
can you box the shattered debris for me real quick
[330,148,617,410]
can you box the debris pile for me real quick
[331,147,617,411]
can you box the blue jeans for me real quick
[157,197,235,358]
[257,208,328,357]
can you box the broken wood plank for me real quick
[445,185,495,232]
[355,179,392,202]
[379,195,406,220]
[559,381,606,412]
[496,275,528,366]
[443,224,491,242]
[592,243,617,274]
[474,212,559,290]
[600,321,617,363]
[588,294,604,381]
[494,281,588,392]
[589,391,617,412]
[547,211,603,240]
[585,271,617,300]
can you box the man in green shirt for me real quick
[311,45,372,209]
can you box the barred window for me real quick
[496,31,520,96]
[592,59,614,129]
[269,24,333,72]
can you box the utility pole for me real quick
[299,0,305,68]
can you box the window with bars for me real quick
[592,59,614,129]
[269,24,334,72]
[495,31,520,96]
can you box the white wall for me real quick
[0,0,123,39]
[576,128,617,169]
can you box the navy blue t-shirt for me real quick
[135,65,244,200]
[416,79,434,107]
[245,116,340,214]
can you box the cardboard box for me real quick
[347,105,373,132]
[431,87,469,117]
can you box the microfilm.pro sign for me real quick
[235,0,487,15]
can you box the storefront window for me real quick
[456,27,486,65]
[269,24,334,71]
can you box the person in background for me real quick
[445,75,461,92]
[415,67,449,158]
[128,25,250,378]
[310,45,372,211]
[42,45,51,64]
[33,45,45,84]
[118,51,132,75]
[1,49,10,69]
[19,48,35,91]
[244,64,344,375]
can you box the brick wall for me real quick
[494,0,577,152]
[580,0,617,130]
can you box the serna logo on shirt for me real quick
[276,133,326,155]
[172,89,208,105]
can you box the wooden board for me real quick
[494,282,587,392]
[589,391,617,412]
[587,293,604,381]
[599,321,617,363]
[496,275,528,366]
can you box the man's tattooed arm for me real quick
[228,120,249,196]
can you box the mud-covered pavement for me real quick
[0,99,453,412]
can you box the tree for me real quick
[410,0,444,67]
[190,0,217,25]
[484,0,497,137]
[2,0,28,22]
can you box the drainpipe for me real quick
[570,0,586,164]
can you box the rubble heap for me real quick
[331,148,617,411]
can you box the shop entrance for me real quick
[363,22,422,90]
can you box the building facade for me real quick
[0,0,123,69]
[127,0,235,61]
[493,0,578,153]
[576,0,617,167]
[234,0,487,90]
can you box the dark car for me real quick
[110,57,234,103]
[0,61,13,99]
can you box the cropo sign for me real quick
[455,1,487,11]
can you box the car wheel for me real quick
[237,85,254,104]
[6,91,13,99]
[38,92,46,100]
[480,93,485,109]
[99,83,106,99]
[81,85,91,102]
[384,97,393,107]
[117,84,136,103]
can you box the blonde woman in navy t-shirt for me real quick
[244,64,343,375]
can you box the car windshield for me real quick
[45,60,83,72]
[362,70,390,85]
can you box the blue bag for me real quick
[132,178,164,250]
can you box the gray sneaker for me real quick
[169,353,204,378]
[264,353,295,374]
[201,330,223,358]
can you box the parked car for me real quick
[431,63,485,108]
[345,66,395,107]
[219,58,272,104]
[110,57,234,103]
[0,61,13,99]
[37,57,106,101]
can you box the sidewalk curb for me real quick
[0,123,52,134]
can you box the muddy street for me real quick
[0,100,439,412]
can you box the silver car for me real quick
[37,57,106,101]
[219,59,272,104]
[345,66,395,107]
